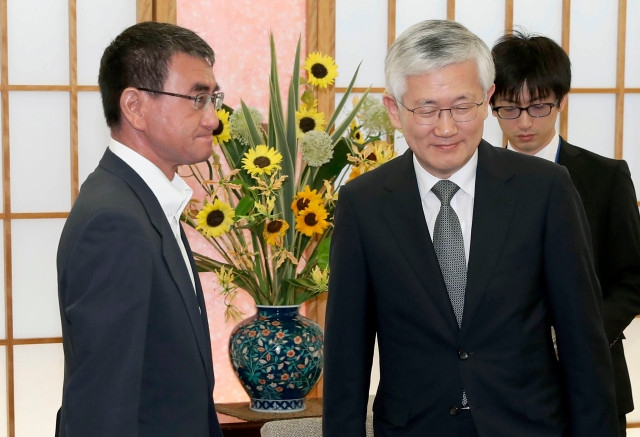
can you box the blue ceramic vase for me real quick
[229,305,324,412]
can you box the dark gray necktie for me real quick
[432,180,466,327]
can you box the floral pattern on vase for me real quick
[229,305,324,412]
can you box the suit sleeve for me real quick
[600,160,640,342]
[543,168,618,437]
[58,211,153,437]
[323,186,377,437]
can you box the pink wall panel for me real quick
[178,0,308,403]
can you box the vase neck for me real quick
[256,305,301,318]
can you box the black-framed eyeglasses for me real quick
[137,87,224,111]
[492,102,557,120]
[397,100,484,125]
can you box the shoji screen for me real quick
[333,1,640,433]
[0,1,136,435]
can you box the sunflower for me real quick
[291,186,324,214]
[196,199,235,238]
[241,145,283,177]
[295,202,329,237]
[304,52,338,88]
[263,219,290,246]
[212,108,231,144]
[295,106,326,138]
[350,120,365,144]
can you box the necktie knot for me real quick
[432,180,460,205]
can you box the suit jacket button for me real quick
[449,406,460,416]
[458,350,469,360]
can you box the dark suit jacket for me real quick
[323,141,618,437]
[557,137,640,415]
[56,149,223,437]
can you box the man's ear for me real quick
[382,93,403,129]
[557,94,568,112]
[120,87,146,131]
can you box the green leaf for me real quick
[235,195,254,216]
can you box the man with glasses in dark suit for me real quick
[491,29,640,436]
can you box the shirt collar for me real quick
[413,147,478,199]
[507,131,560,163]
[108,138,193,221]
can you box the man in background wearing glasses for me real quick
[491,30,640,436]
[323,19,618,437]
[56,22,224,437]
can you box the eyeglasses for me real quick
[137,87,224,111]
[397,100,484,125]
[492,102,557,120]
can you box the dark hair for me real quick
[98,21,215,129]
[491,29,571,105]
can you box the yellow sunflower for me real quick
[291,186,324,214]
[212,108,231,144]
[263,219,290,246]
[196,199,235,238]
[295,106,326,138]
[295,202,329,237]
[350,120,365,144]
[304,52,338,88]
[241,145,283,177]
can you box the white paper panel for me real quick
[0,230,5,340]
[0,102,3,214]
[567,94,615,158]
[395,0,447,37]
[570,1,618,88]
[76,0,136,85]
[624,317,640,424]
[78,92,109,186]
[513,0,562,43]
[12,219,65,339]
[9,92,71,213]
[483,114,505,149]
[455,0,505,49]
[335,0,387,88]
[622,95,640,197]
[7,0,69,85]
[625,0,640,87]
[14,344,63,437]
[0,347,7,435]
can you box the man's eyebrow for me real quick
[192,82,220,93]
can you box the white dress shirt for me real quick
[109,139,196,291]
[414,149,477,264]
[507,131,560,163]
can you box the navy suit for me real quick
[557,138,640,418]
[56,149,223,437]
[323,141,618,437]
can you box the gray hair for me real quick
[385,20,495,100]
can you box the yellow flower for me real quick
[295,106,326,138]
[212,108,231,144]
[304,52,338,88]
[350,120,365,144]
[310,266,329,293]
[291,186,324,214]
[241,145,283,177]
[295,203,329,237]
[196,199,235,238]
[263,219,290,246]
[347,164,363,182]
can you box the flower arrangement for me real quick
[182,35,396,320]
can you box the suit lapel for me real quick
[462,142,518,332]
[99,149,213,380]
[380,151,459,329]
